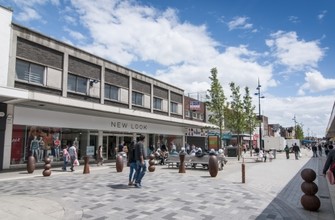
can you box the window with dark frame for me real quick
[153,97,162,110]
[67,73,87,94]
[105,84,119,101]
[170,102,178,113]
[132,91,143,106]
[15,59,45,85]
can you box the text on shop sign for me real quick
[111,121,148,130]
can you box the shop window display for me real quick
[11,125,63,164]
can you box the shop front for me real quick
[6,106,186,168]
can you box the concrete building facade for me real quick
[0,6,214,170]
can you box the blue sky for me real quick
[1,0,335,138]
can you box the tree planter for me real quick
[116,154,123,172]
[27,155,36,174]
[208,154,218,177]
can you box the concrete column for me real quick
[62,52,69,97]
[100,63,105,104]
[129,74,132,109]
[2,104,14,169]
[150,83,153,113]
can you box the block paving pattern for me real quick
[0,151,333,220]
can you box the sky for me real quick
[1,0,335,138]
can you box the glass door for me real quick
[103,136,117,160]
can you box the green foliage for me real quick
[206,67,226,148]
[225,83,257,146]
[296,124,304,140]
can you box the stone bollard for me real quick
[179,152,186,173]
[116,154,123,172]
[242,163,245,183]
[42,157,51,176]
[148,154,156,172]
[300,168,320,211]
[208,153,218,177]
[83,156,90,174]
[27,155,36,174]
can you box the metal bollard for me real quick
[83,156,90,174]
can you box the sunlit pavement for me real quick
[0,149,333,220]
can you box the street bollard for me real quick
[242,163,245,183]
[83,156,90,174]
[148,154,156,172]
[300,168,320,211]
[42,157,51,176]
[179,152,186,173]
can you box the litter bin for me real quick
[227,147,237,157]
[270,148,276,159]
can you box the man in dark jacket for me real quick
[292,143,300,160]
[323,145,335,176]
[134,135,146,188]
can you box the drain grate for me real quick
[319,195,330,199]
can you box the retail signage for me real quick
[86,146,95,156]
[14,106,185,135]
[111,121,148,130]
[189,101,200,110]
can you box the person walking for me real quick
[292,143,300,160]
[69,143,78,171]
[318,144,323,157]
[284,145,290,159]
[134,135,146,188]
[62,145,70,171]
[96,145,103,166]
[127,140,137,186]
[322,145,335,182]
[312,144,318,157]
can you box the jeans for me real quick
[135,160,147,184]
[62,157,67,170]
[70,156,76,170]
[129,162,137,182]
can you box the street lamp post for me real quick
[255,79,265,150]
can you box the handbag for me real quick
[74,159,80,166]
[330,162,335,172]
[326,170,335,185]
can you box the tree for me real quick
[243,87,258,156]
[206,68,226,149]
[296,124,304,140]
[225,82,257,160]
[225,82,245,160]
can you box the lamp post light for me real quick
[254,79,265,150]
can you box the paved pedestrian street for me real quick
[0,149,334,220]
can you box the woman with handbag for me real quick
[69,143,78,172]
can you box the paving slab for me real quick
[0,149,333,220]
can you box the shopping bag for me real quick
[326,170,335,185]
[74,159,80,166]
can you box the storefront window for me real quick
[11,125,88,164]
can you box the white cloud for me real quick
[64,27,86,41]
[298,70,335,95]
[17,7,41,22]
[318,10,327,20]
[227,16,253,31]
[263,95,333,137]
[266,31,325,71]
[66,1,274,95]
[12,0,60,22]
[288,16,299,23]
